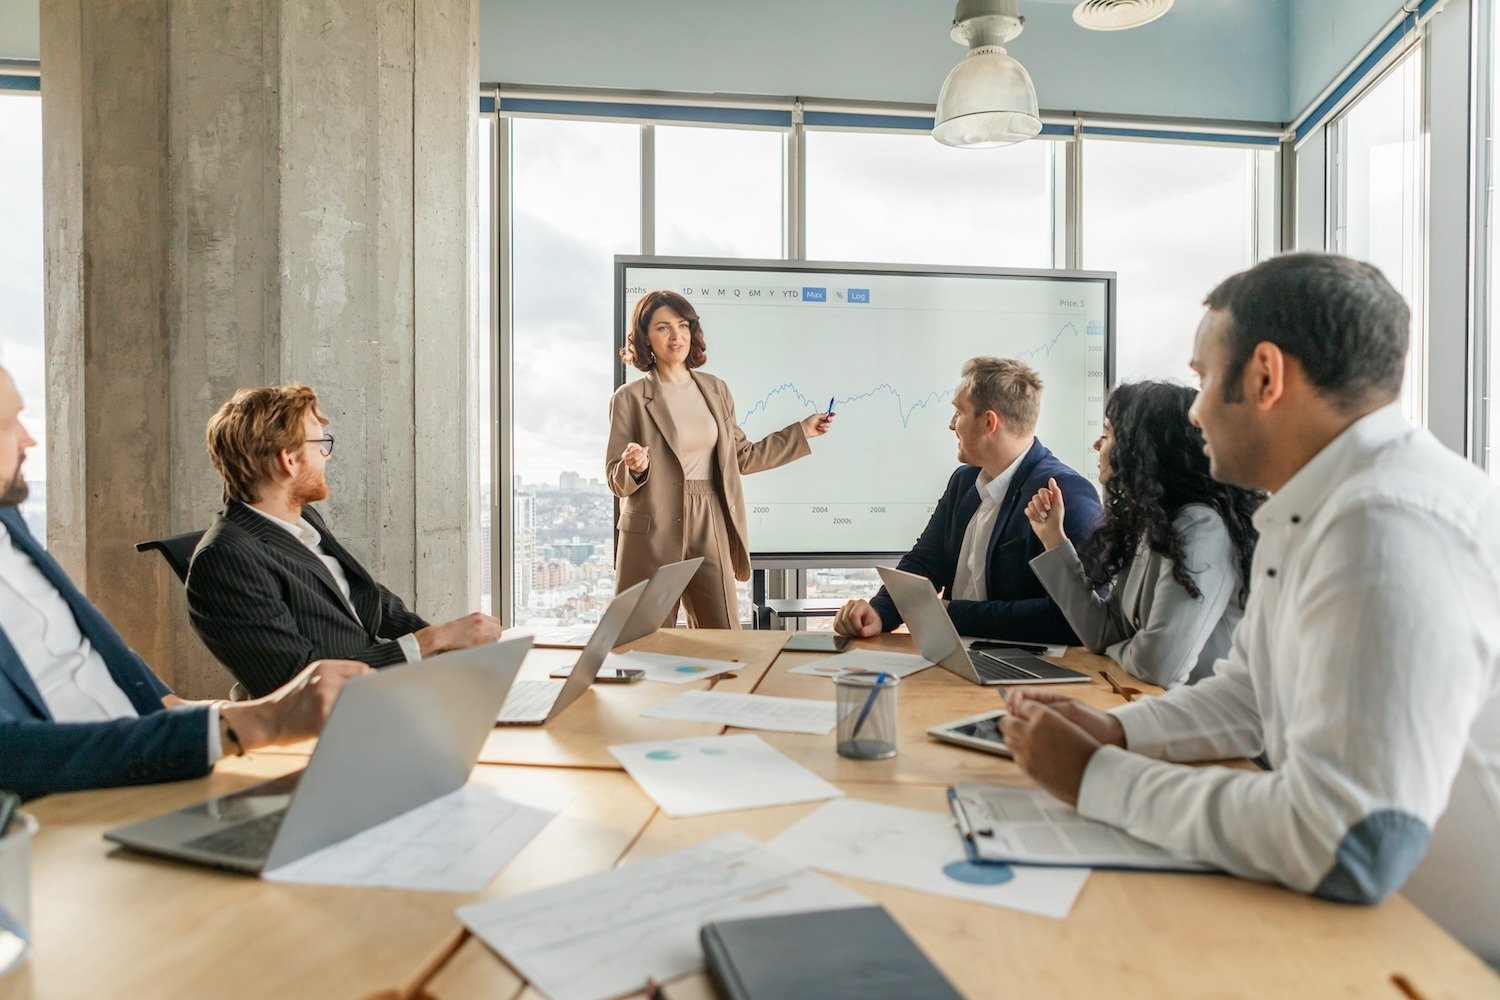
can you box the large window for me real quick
[508,119,640,627]
[654,125,783,258]
[489,108,1274,626]
[806,130,1055,267]
[477,115,494,612]
[1490,11,1500,479]
[0,91,45,541]
[1083,138,1271,384]
[1330,48,1426,425]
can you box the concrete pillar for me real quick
[42,0,480,698]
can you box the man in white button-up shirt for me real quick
[187,385,503,696]
[1001,253,1500,965]
[0,366,369,801]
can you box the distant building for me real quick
[559,471,582,492]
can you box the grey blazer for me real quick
[1029,503,1242,687]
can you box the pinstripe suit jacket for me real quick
[186,501,429,697]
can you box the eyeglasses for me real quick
[306,435,335,457]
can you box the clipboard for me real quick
[946,783,1217,872]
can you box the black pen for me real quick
[0,790,20,838]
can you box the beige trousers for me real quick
[662,480,740,629]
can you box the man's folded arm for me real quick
[1077,508,1491,904]
[0,709,213,802]
[946,593,1080,644]
[374,584,429,641]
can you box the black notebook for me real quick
[700,905,964,1000]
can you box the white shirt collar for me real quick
[244,502,322,548]
[1255,403,1412,531]
[975,444,1030,506]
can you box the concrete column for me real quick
[42,0,480,698]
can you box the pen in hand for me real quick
[826,396,835,417]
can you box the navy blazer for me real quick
[187,501,429,697]
[869,439,1102,643]
[0,507,211,801]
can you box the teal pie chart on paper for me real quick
[942,860,1014,885]
[673,664,709,674]
[699,747,728,756]
[645,749,681,761]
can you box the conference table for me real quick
[4,630,1497,1000]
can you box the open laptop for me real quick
[104,636,532,874]
[877,566,1089,686]
[529,557,704,648]
[496,579,648,726]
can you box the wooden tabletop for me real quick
[0,758,656,1000]
[8,628,1498,1000]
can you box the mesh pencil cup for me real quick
[834,671,899,760]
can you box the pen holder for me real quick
[834,671,899,760]
[0,811,36,978]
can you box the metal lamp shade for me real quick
[933,47,1042,148]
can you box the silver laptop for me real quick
[104,636,532,874]
[496,579,648,726]
[530,557,704,648]
[877,566,1089,686]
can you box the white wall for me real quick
[479,0,1290,124]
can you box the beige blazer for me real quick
[607,370,810,585]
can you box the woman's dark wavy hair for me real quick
[621,290,708,372]
[1078,381,1263,607]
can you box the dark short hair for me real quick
[621,291,708,372]
[1203,253,1409,409]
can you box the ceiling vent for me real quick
[1073,0,1174,31]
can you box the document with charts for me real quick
[263,784,570,892]
[786,649,933,679]
[608,734,843,816]
[641,689,836,734]
[769,797,1090,920]
[456,832,868,1000]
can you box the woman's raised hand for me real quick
[801,411,835,438]
[1024,477,1067,550]
[622,442,650,474]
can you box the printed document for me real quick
[770,798,1089,920]
[642,689,835,734]
[457,832,868,1000]
[609,734,843,816]
[264,784,570,892]
[786,649,932,679]
[606,650,741,684]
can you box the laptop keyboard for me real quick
[183,810,287,860]
[498,679,564,722]
[969,651,1039,683]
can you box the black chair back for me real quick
[134,530,206,584]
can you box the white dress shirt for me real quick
[0,519,222,763]
[951,448,1028,601]
[1075,405,1500,964]
[244,504,421,663]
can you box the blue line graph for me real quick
[739,381,955,429]
[738,320,1086,428]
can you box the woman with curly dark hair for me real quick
[1023,380,1262,686]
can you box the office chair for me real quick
[133,530,205,585]
[134,529,247,700]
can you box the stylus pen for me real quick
[849,672,891,740]
[826,396,835,416]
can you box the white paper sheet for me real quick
[769,798,1090,920]
[264,784,570,892]
[786,649,933,679]
[456,832,869,1000]
[526,625,594,648]
[642,689,836,734]
[608,734,843,816]
[605,650,742,684]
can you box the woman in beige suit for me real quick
[607,290,834,628]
